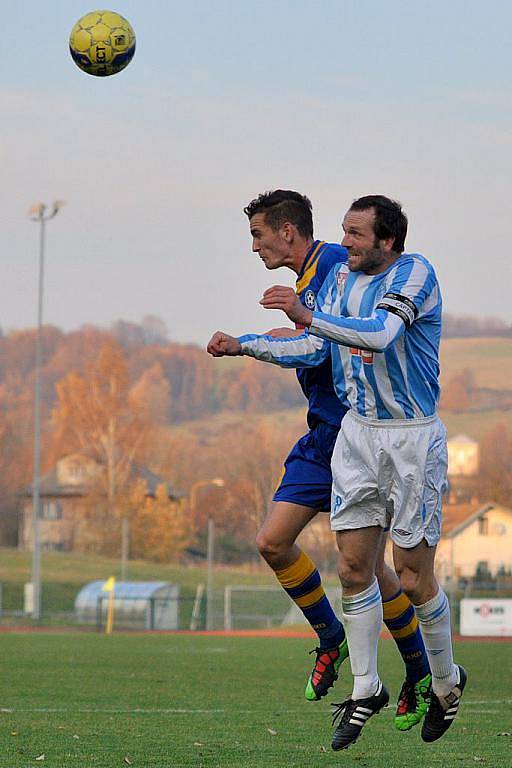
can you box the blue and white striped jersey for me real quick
[294,240,348,428]
[239,253,442,420]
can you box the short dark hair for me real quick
[244,190,314,239]
[350,195,408,253]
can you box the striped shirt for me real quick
[239,253,442,420]
[294,240,348,428]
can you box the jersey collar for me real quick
[297,240,323,282]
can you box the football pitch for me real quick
[0,633,510,767]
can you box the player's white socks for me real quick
[415,588,458,697]
[341,577,383,700]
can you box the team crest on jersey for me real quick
[336,266,349,291]
[304,289,316,309]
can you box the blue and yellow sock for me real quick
[382,589,430,683]
[275,550,345,649]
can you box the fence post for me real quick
[96,596,103,632]
[206,518,215,631]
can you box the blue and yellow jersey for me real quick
[295,241,348,428]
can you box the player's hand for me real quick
[264,327,304,338]
[260,286,313,327]
[207,331,242,357]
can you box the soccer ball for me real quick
[69,10,136,77]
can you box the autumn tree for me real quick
[0,373,37,544]
[440,369,477,412]
[476,422,512,506]
[127,481,192,563]
[129,362,171,424]
[185,416,303,557]
[52,341,148,495]
[51,341,155,552]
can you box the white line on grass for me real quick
[2,700,510,716]
[0,707,226,714]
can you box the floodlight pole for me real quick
[29,201,64,620]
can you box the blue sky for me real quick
[2,1,511,343]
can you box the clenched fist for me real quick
[207,331,242,357]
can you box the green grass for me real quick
[0,548,281,617]
[0,548,276,591]
[0,549,344,631]
[0,633,510,767]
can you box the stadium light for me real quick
[189,478,225,630]
[28,200,65,620]
[189,477,225,512]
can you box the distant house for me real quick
[436,502,512,582]
[445,434,481,504]
[447,434,479,477]
[18,453,183,552]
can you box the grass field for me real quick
[0,632,510,767]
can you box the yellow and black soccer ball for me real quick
[69,10,136,77]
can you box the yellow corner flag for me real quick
[102,576,116,592]
[102,576,116,634]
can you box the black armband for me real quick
[376,292,418,327]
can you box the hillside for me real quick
[166,336,512,441]
[1,327,510,553]
[437,337,512,438]
[439,337,512,391]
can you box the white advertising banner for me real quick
[460,599,512,636]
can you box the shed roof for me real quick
[76,580,175,605]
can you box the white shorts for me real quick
[330,410,448,549]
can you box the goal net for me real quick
[223,585,341,631]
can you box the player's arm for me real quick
[262,257,435,353]
[239,266,341,367]
[208,263,340,367]
[207,327,329,368]
[238,329,329,369]
[264,327,304,338]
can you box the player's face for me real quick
[249,213,289,269]
[342,208,392,273]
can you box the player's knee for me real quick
[396,565,423,601]
[337,553,373,591]
[255,530,289,567]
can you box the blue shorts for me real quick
[273,422,339,512]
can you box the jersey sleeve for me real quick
[238,330,329,368]
[309,255,438,352]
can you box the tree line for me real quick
[1,317,511,564]
[0,320,305,559]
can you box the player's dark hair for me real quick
[244,190,314,239]
[350,195,408,253]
